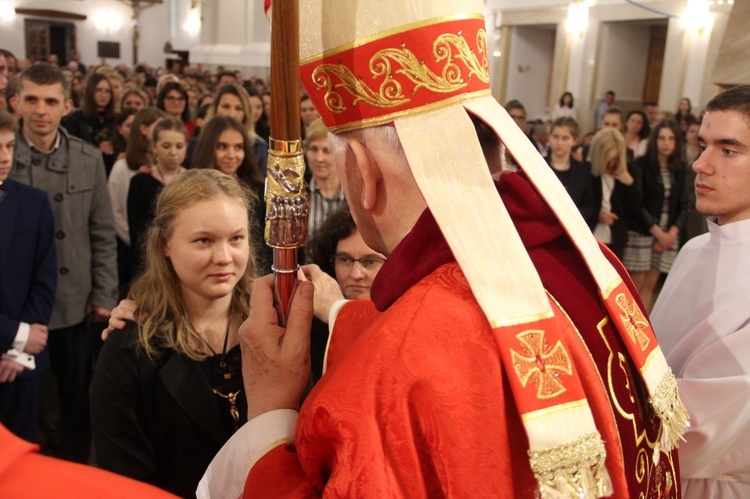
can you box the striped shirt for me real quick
[307,178,346,239]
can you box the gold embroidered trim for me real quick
[299,12,485,65]
[615,293,651,351]
[529,432,613,499]
[600,276,623,300]
[311,30,489,115]
[511,329,573,399]
[327,89,491,134]
[521,399,588,422]
[651,370,689,452]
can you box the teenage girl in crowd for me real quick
[623,120,685,310]
[545,117,596,227]
[92,169,255,497]
[62,73,117,174]
[192,115,270,274]
[128,118,187,279]
[623,110,649,159]
[108,108,167,293]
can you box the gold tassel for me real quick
[651,370,690,452]
[529,432,613,499]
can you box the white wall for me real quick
[505,26,555,120]
[595,22,651,105]
[0,0,186,67]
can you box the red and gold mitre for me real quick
[300,13,490,133]
[298,1,687,497]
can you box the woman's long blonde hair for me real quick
[589,128,627,177]
[129,169,257,360]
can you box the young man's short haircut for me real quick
[0,108,18,133]
[505,99,526,115]
[603,106,624,120]
[704,85,750,122]
[18,63,70,99]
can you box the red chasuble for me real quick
[245,171,680,498]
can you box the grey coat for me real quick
[10,127,118,330]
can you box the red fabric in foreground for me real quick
[0,425,176,498]
[245,170,680,498]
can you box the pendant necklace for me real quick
[197,316,241,429]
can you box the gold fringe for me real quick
[651,370,690,451]
[529,432,613,499]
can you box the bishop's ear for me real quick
[346,137,379,211]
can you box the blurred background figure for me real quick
[127,118,187,280]
[62,73,117,175]
[304,118,346,239]
[552,91,577,121]
[545,117,595,226]
[623,120,685,310]
[589,128,638,259]
[623,110,649,159]
[108,107,167,295]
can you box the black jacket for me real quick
[547,156,597,228]
[628,156,686,235]
[591,165,640,259]
[91,323,246,498]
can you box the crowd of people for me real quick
[0,49,386,496]
[513,91,707,311]
[0,4,748,494]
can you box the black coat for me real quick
[91,323,246,498]
[591,166,640,259]
[547,157,597,228]
[628,156,686,235]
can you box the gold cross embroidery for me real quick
[615,293,651,351]
[511,330,572,399]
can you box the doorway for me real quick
[25,19,76,64]
[594,19,667,114]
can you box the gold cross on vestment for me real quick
[511,329,572,399]
[615,294,651,352]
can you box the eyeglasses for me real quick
[164,95,186,102]
[509,114,526,121]
[330,254,385,271]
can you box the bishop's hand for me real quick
[241,275,313,420]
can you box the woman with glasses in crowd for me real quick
[156,81,195,138]
[305,205,386,383]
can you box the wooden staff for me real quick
[265,0,308,325]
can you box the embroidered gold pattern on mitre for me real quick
[511,330,572,399]
[615,293,651,351]
[311,30,490,114]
